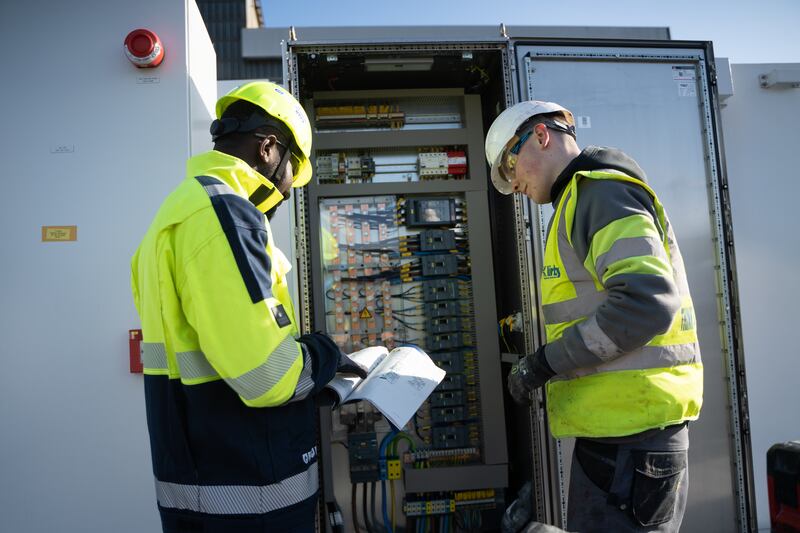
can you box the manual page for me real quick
[345,345,446,429]
[326,346,389,403]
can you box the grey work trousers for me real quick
[566,424,689,533]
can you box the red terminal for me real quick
[124,29,164,68]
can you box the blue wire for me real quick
[378,430,397,533]
[381,480,391,533]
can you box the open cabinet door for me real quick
[511,41,755,533]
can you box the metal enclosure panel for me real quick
[0,1,216,532]
[514,43,751,533]
[721,62,800,533]
[244,25,669,59]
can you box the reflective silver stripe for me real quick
[155,462,319,515]
[203,183,236,198]
[594,236,668,280]
[227,335,301,400]
[556,191,597,298]
[666,225,692,296]
[289,344,315,403]
[142,342,168,370]
[177,350,219,380]
[577,315,624,361]
[555,341,701,380]
[542,291,607,324]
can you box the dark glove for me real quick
[297,332,342,394]
[507,347,556,405]
[502,481,532,533]
[337,352,368,379]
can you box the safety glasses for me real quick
[494,119,577,193]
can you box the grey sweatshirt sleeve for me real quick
[544,179,681,375]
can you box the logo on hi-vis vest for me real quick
[302,445,318,465]
[542,265,561,279]
[681,307,695,331]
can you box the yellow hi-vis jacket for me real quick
[131,150,335,526]
[541,164,703,438]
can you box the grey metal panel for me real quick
[404,464,508,492]
[244,25,670,59]
[515,44,751,533]
[721,62,800,532]
[465,190,507,465]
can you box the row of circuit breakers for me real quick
[313,98,503,528]
[316,150,467,183]
[321,196,483,448]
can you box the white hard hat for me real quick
[485,100,575,194]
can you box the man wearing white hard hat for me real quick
[487,101,703,532]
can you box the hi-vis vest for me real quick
[131,151,319,521]
[542,169,703,438]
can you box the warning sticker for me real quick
[359,308,373,319]
[677,81,697,98]
[672,66,696,81]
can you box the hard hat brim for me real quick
[292,161,312,188]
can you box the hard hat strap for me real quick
[248,138,295,209]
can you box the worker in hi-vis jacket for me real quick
[131,81,366,533]
[486,101,703,533]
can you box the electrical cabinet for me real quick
[286,36,754,533]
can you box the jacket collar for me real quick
[550,146,648,207]
[186,150,283,213]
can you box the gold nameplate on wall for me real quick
[42,226,77,242]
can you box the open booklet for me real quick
[326,345,446,429]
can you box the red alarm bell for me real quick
[124,29,165,68]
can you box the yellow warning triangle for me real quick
[359,308,373,319]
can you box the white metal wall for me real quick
[0,1,215,532]
[721,62,800,533]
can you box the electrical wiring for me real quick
[363,481,372,533]
[390,480,396,533]
[352,483,361,533]
[381,480,390,532]
[369,482,378,533]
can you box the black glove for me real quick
[507,347,556,405]
[502,481,533,533]
[337,352,368,379]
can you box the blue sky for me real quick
[264,0,799,64]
